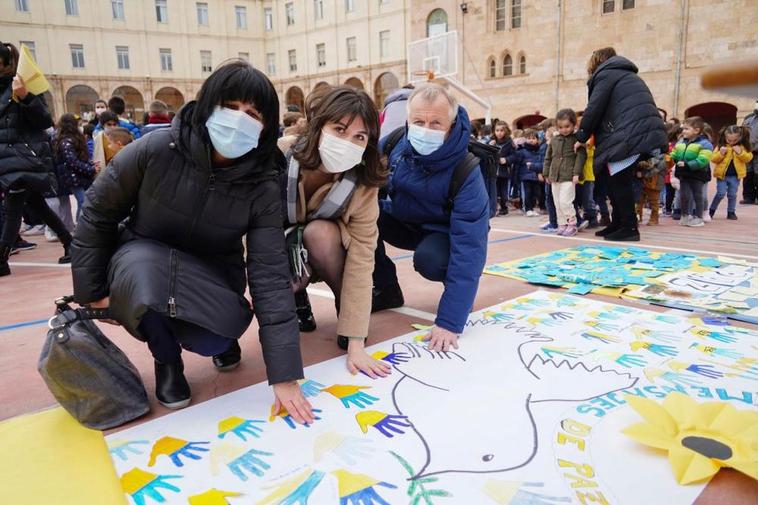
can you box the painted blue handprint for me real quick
[356,411,411,438]
[333,470,397,505]
[218,416,265,442]
[109,440,150,461]
[323,385,379,409]
[299,379,326,398]
[548,311,572,321]
[121,468,182,505]
[668,361,723,379]
[652,314,679,324]
[690,328,738,344]
[229,448,273,481]
[372,351,411,365]
[630,341,678,357]
[148,437,210,468]
[269,407,323,429]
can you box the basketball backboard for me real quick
[407,30,458,83]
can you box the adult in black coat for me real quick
[575,48,667,242]
[0,42,72,276]
[71,61,314,422]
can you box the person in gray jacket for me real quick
[71,61,314,422]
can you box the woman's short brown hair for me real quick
[587,47,617,76]
[293,85,387,188]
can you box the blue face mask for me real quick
[407,124,446,156]
[205,106,263,159]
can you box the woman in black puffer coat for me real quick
[71,61,314,422]
[0,42,72,276]
[575,47,667,242]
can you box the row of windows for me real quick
[273,32,392,75]
[487,53,527,78]
[427,0,635,36]
[22,34,387,76]
[15,0,392,31]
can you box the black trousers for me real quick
[139,310,232,364]
[743,159,757,203]
[0,189,72,248]
[607,166,638,231]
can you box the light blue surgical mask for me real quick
[205,106,263,159]
[407,124,446,156]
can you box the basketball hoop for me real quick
[411,69,436,82]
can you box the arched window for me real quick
[503,54,513,76]
[426,8,448,37]
[488,57,496,79]
[519,54,526,74]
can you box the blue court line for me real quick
[390,233,533,261]
[0,318,49,332]
[1,233,536,332]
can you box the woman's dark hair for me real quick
[293,85,386,188]
[184,59,280,163]
[587,47,617,76]
[556,108,578,125]
[0,41,19,77]
[666,124,682,143]
[83,122,95,140]
[54,113,89,162]
[717,125,752,151]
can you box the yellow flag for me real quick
[17,44,49,95]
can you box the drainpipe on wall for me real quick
[673,0,689,118]
[555,0,563,114]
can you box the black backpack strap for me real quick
[444,152,480,214]
[382,127,406,158]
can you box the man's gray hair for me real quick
[406,83,458,123]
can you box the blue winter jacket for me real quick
[516,142,547,182]
[494,138,518,178]
[380,106,489,334]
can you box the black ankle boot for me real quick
[371,283,404,313]
[337,335,349,350]
[0,244,11,277]
[155,359,191,409]
[58,240,71,264]
[604,228,641,242]
[212,340,241,371]
[595,224,620,237]
[295,290,316,332]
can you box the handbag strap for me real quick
[48,307,113,330]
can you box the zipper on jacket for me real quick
[184,149,216,247]
[168,249,178,318]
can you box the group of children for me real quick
[480,111,753,235]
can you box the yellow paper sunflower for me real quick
[622,392,758,484]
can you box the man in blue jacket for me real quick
[372,83,489,352]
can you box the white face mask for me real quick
[205,106,263,159]
[319,131,365,173]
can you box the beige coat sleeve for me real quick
[336,187,380,339]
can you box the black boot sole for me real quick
[337,335,349,350]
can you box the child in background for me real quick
[103,127,134,165]
[99,111,120,132]
[636,154,667,225]
[701,123,716,222]
[516,129,546,217]
[544,109,587,236]
[670,116,713,227]
[574,135,598,230]
[490,121,517,216]
[664,124,681,216]
[709,125,754,220]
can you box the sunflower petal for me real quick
[690,402,729,430]
[626,395,679,436]
[712,408,758,438]
[662,393,697,428]
[668,444,719,485]
[622,422,675,450]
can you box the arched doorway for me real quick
[155,87,185,112]
[514,114,546,130]
[344,77,364,90]
[312,81,330,93]
[426,8,448,37]
[285,86,305,112]
[684,102,737,137]
[42,91,56,121]
[65,84,99,115]
[112,85,145,121]
[374,72,399,108]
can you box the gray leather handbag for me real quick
[38,296,149,430]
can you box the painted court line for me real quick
[490,227,758,260]
[7,261,70,268]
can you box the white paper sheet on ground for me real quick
[107,291,757,505]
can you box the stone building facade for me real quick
[411,0,758,132]
[1,0,408,120]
